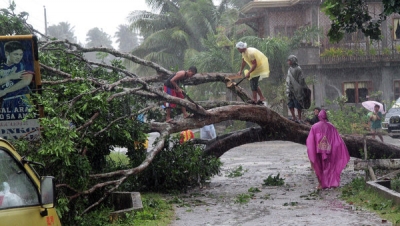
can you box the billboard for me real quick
[0,35,41,140]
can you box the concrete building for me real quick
[238,0,400,108]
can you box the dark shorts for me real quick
[164,85,184,108]
[249,76,260,91]
[288,98,303,109]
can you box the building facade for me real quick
[239,0,400,108]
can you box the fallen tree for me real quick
[354,159,400,170]
[34,39,400,214]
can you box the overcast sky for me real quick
[4,0,150,46]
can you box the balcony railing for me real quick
[320,53,400,64]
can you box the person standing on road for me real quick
[368,104,384,142]
[163,66,197,123]
[286,55,307,123]
[306,110,350,190]
[200,124,216,140]
[236,41,270,105]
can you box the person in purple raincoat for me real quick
[306,110,350,190]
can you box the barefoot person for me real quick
[236,41,270,105]
[163,66,197,123]
[306,110,350,190]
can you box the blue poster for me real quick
[0,35,40,140]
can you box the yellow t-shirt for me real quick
[242,47,270,80]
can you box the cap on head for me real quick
[236,41,247,49]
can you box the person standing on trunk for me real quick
[163,66,197,123]
[286,55,307,123]
[236,41,270,105]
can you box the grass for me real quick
[80,193,174,226]
[107,151,130,166]
[340,177,400,225]
[130,193,175,226]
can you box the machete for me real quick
[182,91,199,109]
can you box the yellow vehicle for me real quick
[0,138,61,225]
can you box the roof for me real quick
[241,0,321,13]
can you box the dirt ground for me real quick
[169,136,400,226]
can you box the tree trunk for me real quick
[161,104,400,159]
[354,159,400,170]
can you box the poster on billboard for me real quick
[0,35,41,140]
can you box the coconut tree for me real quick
[128,0,222,73]
[114,24,140,52]
[85,27,113,48]
[47,22,77,42]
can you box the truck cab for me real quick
[0,138,61,225]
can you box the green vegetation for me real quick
[322,0,400,42]
[262,174,285,186]
[325,96,370,135]
[226,165,247,178]
[223,121,247,134]
[234,193,253,204]
[78,193,174,226]
[107,151,130,167]
[126,135,222,192]
[392,178,400,193]
[248,187,262,193]
[320,47,389,57]
[341,178,400,225]
[283,201,298,206]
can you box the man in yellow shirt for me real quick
[236,41,270,105]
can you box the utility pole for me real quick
[43,6,48,35]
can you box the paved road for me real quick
[170,136,397,226]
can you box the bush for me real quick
[325,96,369,135]
[125,135,222,192]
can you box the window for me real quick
[343,81,372,103]
[394,80,400,100]
[394,18,400,40]
[0,149,39,209]
[274,26,297,38]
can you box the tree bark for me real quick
[354,159,400,170]
[152,104,400,160]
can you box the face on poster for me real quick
[0,35,40,140]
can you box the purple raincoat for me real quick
[306,110,350,189]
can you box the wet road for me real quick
[169,136,398,226]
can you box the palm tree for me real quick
[85,27,113,48]
[128,0,218,72]
[47,22,77,42]
[114,24,140,52]
[85,27,114,63]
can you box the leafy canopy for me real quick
[322,0,400,42]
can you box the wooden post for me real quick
[363,134,376,181]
